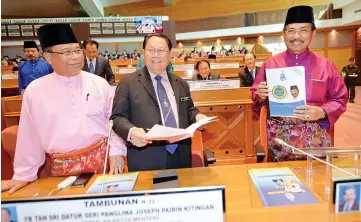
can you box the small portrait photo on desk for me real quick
[335,181,361,213]
[1,206,18,222]
[272,179,285,188]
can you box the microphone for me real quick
[101,120,114,193]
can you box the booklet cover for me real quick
[265,66,306,117]
[86,172,139,194]
[249,167,318,207]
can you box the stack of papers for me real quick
[145,116,217,143]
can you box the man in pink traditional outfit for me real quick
[1,24,127,194]
[251,6,348,162]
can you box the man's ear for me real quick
[43,52,52,64]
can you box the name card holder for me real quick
[2,186,226,222]
[188,80,240,91]
[115,67,137,74]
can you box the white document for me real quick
[266,66,306,117]
[145,116,217,143]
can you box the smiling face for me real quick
[283,23,316,55]
[44,43,84,77]
[197,61,210,78]
[291,88,299,98]
[143,36,170,75]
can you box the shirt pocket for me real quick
[85,95,104,116]
[309,79,327,102]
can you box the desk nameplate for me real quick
[188,80,240,91]
[1,186,225,222]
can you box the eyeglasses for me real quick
[49,49,84,57]
[145,48,169,55]
[24,50,38,54]
[285,28,311,36]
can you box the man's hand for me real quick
[109,155,125,174]
[196,113,207,130]
[294,105,325,121]
[256,81,269,102]
[130,127,152,147]
[1,180,28,194]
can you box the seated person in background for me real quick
[238,52,259,87]
[192,60,220,81]
[133,49,141,59]
[1,56,10,66]
[1,24,126,194]
[210,46,217,55]
[229,46,236,54]
[184,55,194,64]
[13,54,24,66]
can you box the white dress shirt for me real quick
[127,69,179,141]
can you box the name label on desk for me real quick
[115,67,136,74]
[174,64,195,71]
[210,63,239,69]
[1,186,225,222]
[2,74,18,79]
[189,80,240,91]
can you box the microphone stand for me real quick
[101,120,113,193]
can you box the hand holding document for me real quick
[145,116,217,143]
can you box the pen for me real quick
[33,192,39,197]
[86,93,90,101]
[146,128,150,131]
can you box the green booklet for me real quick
[86,172,139,194]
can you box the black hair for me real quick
[143,34,172,51]
[243,52,256,61]
[83,39,99,49]
[195,60,210,70]
[184,55,192,62]
[343,186,356,195]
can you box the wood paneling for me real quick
[1,0,79,18]
[327,47,352,71]
[310,48,325,57]
[104,0,331,21]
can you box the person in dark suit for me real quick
[338,186,360,212]
[342,58,360,103]
[82,40,115,85]
[111,34,207,171]
[238,52,260,87]
[192,60,220,81]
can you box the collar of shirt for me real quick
[53,71,83,83]
[148,68,169,83]
[345,201,354,209]
[86,56,96,66]
[285,48,310,62]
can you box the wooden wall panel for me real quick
[310,48,325,57]
[327,47,352,72]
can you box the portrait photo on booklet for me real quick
[334,178,361,214]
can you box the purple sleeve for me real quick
[251,64,267,113]
[320,61,348,129]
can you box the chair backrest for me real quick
[1,125,18,179]
[1,95,22,131]
[259,106,268,159]
[191,130,204,167]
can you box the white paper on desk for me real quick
[145,116,217,143]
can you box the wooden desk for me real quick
[2,159,359,222]
[191,88,259,164]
